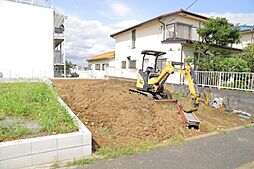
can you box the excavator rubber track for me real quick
[129,88,154,99]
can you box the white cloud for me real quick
[200,12,254,25]
[65,16,115,66]
[64,15,140,66]
[111,1,130,16]
[115,19,140,30]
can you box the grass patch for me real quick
[98,135,186,159]
[0,82,77,141]
[67,135,186,167]
[218,129,230,134]
[50,161,59,169]
[67,157,102,167]
[244,124,253,128]
[172,91,185,99]
[164,104,176,111]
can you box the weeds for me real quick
[164,104,176,111]
[50,161,59,169]
[172,91,185,99]
[244,124,253,128]
[67,157,101,166]
[99,127,109,134]
[218,129,230,134]
[67,135,186,167]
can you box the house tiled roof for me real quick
[240,25,254,32]
[110,9,208,38]
[87,51,115,61]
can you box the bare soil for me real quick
[52,79,251,149]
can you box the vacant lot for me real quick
[53,79,251,150]
[0,82,77,142]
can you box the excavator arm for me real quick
[152,61,175,93]
[152,61,200,107]
[176,65,200,107]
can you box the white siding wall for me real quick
[87,58,115,79]
[0,1,54,78]
[113,16,202,84]
[233,32,254,49]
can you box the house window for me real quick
[121,61,126,69]
[176,23,191,39]
[165,24,175,39]
[131,29,136,48]
[95,64,100,70]
[88,64,92,70]
[129,60,136,69]
[102,64,109,71]
[157,59,167,71]
[163,22,192,40]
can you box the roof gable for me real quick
[110,9,208,38]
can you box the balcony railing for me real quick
[54,50,64,64]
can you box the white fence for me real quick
[0,70,47,79]
[2,69,254,92]
[194,71,254,92]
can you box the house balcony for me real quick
[54,50,64,65]
[54,27,64,47]
[162,22,200,42]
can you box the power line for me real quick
[167,0,199,24]
[185,0,199,11]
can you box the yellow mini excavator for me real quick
[129,50,203,108]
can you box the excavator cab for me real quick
[136,50,167,97]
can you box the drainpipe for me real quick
[158,18,165,41]
[180,44,184,84]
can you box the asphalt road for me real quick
[76,127,254,169]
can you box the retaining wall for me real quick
[169,84,254,114]
[0,132,91,168]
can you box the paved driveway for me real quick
[78,127,254,169]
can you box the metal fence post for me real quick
[218,72,222,89]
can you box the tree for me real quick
[186,55,250,72]
[240,43,254,72]
[191,17,243,72]
[65,60,76,72]
[197,17,240,47]
[65,61,79,77]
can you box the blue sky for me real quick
[54,0,254,22]
[52,0,254,66]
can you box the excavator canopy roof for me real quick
[141,50,166,57]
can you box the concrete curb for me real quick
[0,79,92,169]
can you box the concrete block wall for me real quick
[0,132,91,169]
[169,84,254,114]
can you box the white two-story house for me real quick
[110,9,241,84]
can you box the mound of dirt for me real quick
[53,79,250,148]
